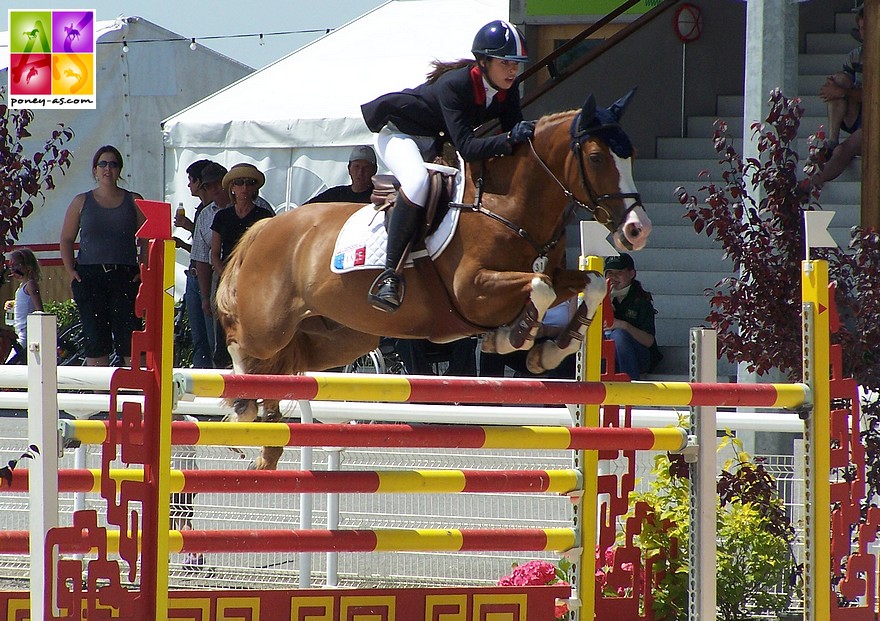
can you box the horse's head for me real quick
[569,89,652,251]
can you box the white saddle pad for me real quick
[331,205,460,273]
[331,160,465,274]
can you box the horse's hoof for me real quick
[249,457,277,471]
[526,348,546,375]
[232,398,258,423]
[480,336,498,354]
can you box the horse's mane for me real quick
[536,109,577,135]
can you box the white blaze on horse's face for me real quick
[612,153,652,251]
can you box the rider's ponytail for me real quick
[426,59,474,84]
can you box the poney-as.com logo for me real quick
[7,9,96,109]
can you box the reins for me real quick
[451,171,576,269]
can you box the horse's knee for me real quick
[530,277,555,316]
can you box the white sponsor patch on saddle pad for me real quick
[331,205,460,273]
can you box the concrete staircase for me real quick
[629,10,862,379]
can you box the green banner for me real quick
[527,0,661,16]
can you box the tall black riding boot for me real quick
[369,193,424,313]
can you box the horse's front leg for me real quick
[481,275,556,355]
[526,272,607,374]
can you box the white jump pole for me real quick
[689,328,717,621]
[28,312,59,619]
[298,399,314,587]
[326,447,342,587]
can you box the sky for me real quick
[2,0,388,69]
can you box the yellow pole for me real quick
[153,238,176,619]
[801,260,829,621]
[577,256,604,621]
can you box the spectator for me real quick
[4,248,43,364]
[210,163,274,367]
[173,159,211,252]
[604,253,661,380]
[305,146,378,205]
[810,5,864,189]
[190,162,228,368]
[361,20,535,312]
[60,145,145,366]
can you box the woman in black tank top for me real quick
[59,145,146,366]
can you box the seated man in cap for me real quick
[605,253,662,380]
[305,145,378,205]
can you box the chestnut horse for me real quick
[216,91,651,469]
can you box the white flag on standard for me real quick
[803,211,837,259]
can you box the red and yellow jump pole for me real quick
[179,371,810,408]
[62,420,689,452]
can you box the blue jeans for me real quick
[185,271,213,368]
[607,329,650,380]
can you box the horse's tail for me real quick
[215,218,273,336]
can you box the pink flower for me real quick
[604,547,615,566]
[505,560,557,586]
[498,561,569,619]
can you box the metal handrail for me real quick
[521,0,682,107]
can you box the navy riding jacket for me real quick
[361,64,523,162]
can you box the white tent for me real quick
[0,16,252,267]
[161,0,509,213]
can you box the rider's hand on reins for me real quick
[508,120,536,145]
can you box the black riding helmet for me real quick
[472,20,528,62]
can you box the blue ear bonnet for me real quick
[570,108,634,159]
[570,89,637,159]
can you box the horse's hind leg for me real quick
[253,446,284,471]
[253,399,285,470]
[481,277,555,355]
[225,341,261,422]
[527,275,607,374]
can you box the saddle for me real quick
[369,162,488,339]
[369,162,459,241]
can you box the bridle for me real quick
[566,116,645,231]
[450,118,644,272]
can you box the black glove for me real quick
[507,120,536,145]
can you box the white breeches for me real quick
[375,126,433,207]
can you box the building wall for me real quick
[518,2,748,159]
[515,0,858,159]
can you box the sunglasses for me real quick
[232,178,257,187]
[96,160,120,169]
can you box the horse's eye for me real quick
[588,153,602,165]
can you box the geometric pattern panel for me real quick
[0,587,569,621]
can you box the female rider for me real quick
[361,20,535,313]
